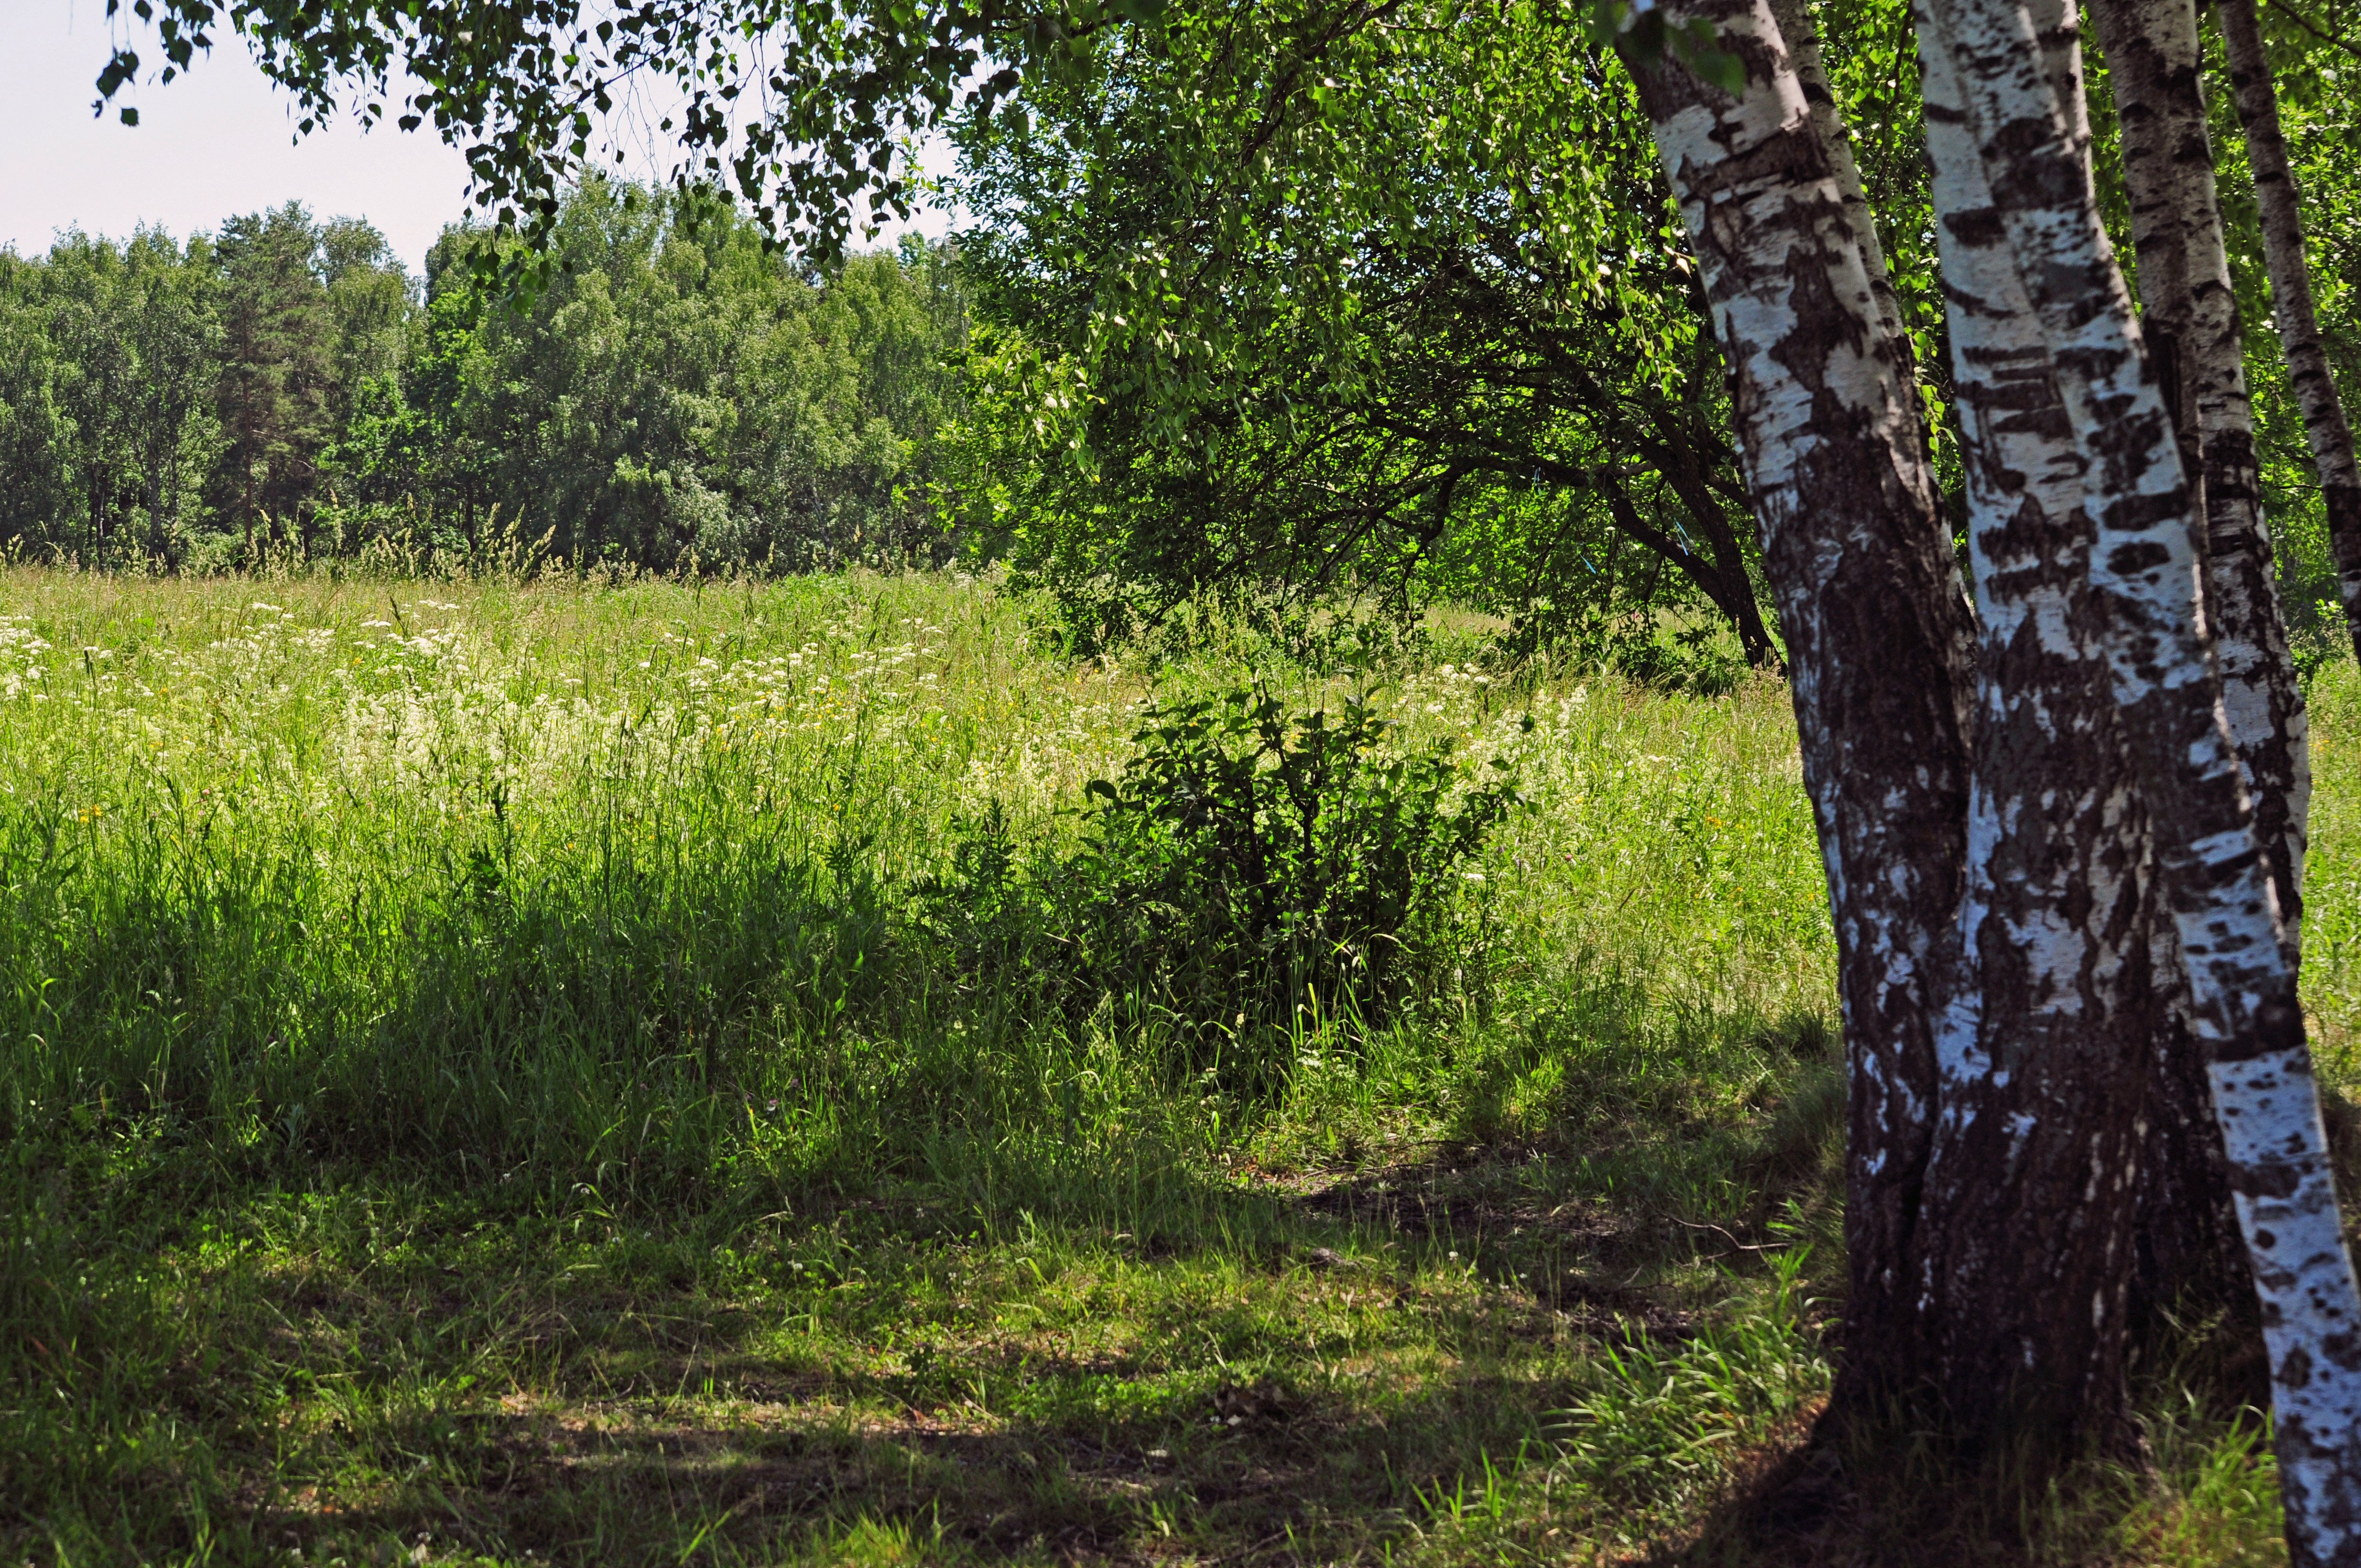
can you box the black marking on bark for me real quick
[2105,541,2173,574]
[2231,1164,2304,1201]
[1943,204,2009,247]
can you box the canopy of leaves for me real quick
[930,0,1786,664]
[95,0,1173,260]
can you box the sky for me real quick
[2,2,956,275]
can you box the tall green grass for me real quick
[0,567,2344,1565]
[0,571,1835,1191]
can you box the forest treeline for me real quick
[0,183,966,575]
[2,0,2356,683]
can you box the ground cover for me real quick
[1,568,2354,1565]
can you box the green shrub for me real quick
[922,685,1525,1086]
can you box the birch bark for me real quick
[1765,0,1909,349]
[1624,0,1978,1410]
[2081,0,2310,1330]
[2085,0,2308,927]
[1907,0,2155,1444]
[1920,0,2361,1550]
[2216,0,2361,669]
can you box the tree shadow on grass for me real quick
[4,891,1856,1564]
[273,1372,1586,1564]
[138,1146,1798,1567]
[1631,1379,2291,1568]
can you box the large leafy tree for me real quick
[320,215,418,417]
[924,0,2005,668]
[939,1,1788,662]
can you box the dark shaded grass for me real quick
[0,989,1854,1567]
[0,876,1844,1565]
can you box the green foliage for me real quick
[98,0,1180,264]
[2199,1,2361,624]
[0,184,969,573]
[211,202,342,536]
[335,182,969,571]
[937,0,1782,672]
[922,688,1526,1081]
[0,228,223,561]
[91,0,1777,672]
[1073,688,1522,1039]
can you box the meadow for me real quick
[3,567,2357,1566]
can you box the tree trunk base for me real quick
[1667,1393,2166,1565]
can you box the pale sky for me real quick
[2,3,957,274]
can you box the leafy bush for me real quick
[922,686,1526,1085]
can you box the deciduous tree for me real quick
[2216,0,2361,666]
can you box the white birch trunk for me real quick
[2082,0,2311,1324]
[1919,0,2361,1552]
[1911,0,2154,1438]
[1764,0,1908,350]
[2216,0,2361,671]
[1625,0,1979,1408]
[2087,0,2309,932]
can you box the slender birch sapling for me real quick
[2215,0,2361,668]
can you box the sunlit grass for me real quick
[0,566,2348,1565]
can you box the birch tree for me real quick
[2076,0,2311,1331]
[1636,0,2361,1536]
[1620,0,1981,1417]
[2082,0,2306,927]
[2215,0,2361,667]
[1903,0,2156,1444]
[1914,0,2361,1545]
[1631,0,2161,1448]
